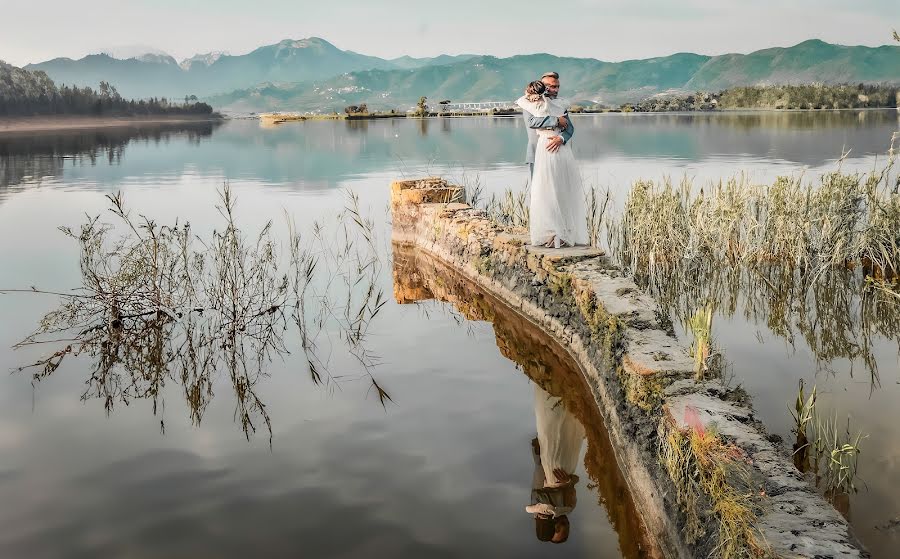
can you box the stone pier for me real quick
[390,177,865,559]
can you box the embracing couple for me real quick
[516,71,588,249]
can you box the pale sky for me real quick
[1,0,898,66]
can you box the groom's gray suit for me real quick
[523,107,575,176]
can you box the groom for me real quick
[522,71,575,177]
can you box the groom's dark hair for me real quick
[541,71,560,80]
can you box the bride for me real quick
[516,81,588,248]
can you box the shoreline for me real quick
[248,106,897,123]
[0,114,224,134]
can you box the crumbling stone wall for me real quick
[390,178,865,559]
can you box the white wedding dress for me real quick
[525,384,586,518]
[532,384,585,486]
[516,96,588,247]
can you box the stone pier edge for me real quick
[390,178,865,559]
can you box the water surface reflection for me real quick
[392,245,659,558]
[0,121,221,190]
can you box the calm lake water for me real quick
[1,111,898,558]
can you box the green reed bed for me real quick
[604,149,900,509]
[609,141,900,286]
[471,141,898,529]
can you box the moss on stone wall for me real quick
[657,418,768,559]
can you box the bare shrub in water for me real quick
[7,185,391,441]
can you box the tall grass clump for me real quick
[610,142,900,285]
[658,419,767,559]
[485,187,530,229]
[585,185,611,248]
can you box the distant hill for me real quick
[26,37,398,99]
[684,39,900,90]
[209,52,712,113]
[388,54,478,70]
[25,37,900,112]
[210,40,900,113]
[27,53,187,99]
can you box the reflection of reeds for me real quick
[607,148,900,392]
[7,185,391,441]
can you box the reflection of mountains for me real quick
[1,112,895,192]
[392,245,660,559]
[0,121,221,189]
[248,111,900,183]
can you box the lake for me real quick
[1,110,898,558]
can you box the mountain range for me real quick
[20,37,900,112]
[24,38,475,100]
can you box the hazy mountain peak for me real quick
[100,45,171,61]
[134,53,179,65]
[794,38,830,47]
[275,37,336,51]
[180,52,227,70]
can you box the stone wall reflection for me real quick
[392,244,660,558]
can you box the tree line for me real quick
[625,83,900,112]
[717,83,899,110]
[1,60,215,117]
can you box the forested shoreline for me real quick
[1,61,215,117]
[624,84,900,112]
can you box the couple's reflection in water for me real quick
[528,384,585,544]
[392,246,655,557]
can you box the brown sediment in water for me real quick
[393,245,661,559]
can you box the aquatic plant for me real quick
[687,303,715,379]
[812,412,866,497]
[790,380,817,448]
[585,185,611,249]
[607,151,900,392]
[786,381,867,500]
[484,187,529,229]
[609,151,900,284]
[789,379,818,472]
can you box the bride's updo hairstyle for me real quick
[525,80,546,102]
